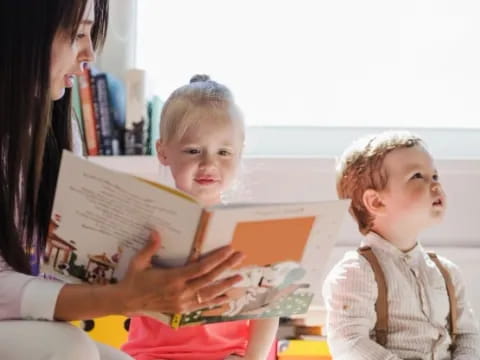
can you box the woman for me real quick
[0,1,243,359]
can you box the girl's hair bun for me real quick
[190,74,211,83]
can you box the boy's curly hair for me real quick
[336,131,424,234]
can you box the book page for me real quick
[42,151,202,284]
[200,200,349,300]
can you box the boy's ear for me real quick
[156,139,169,166]
[362,189,386,216]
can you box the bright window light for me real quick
[137,0,480,129]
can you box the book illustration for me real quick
[204,262,307,316]
[43,215,122,285]
[145,261,313,327]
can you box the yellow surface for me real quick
[277,339,331,356]
[72,315,129,349]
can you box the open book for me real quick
[42,151,349,328]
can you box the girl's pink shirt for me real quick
[122,316,250,360]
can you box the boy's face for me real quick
[378,145,446,230]
[157,107,243,206]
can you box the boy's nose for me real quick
[431,183,442,193]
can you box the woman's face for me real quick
[50,0,96,100]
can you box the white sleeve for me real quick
[0,255,64,321]
[438,257,480,359]
[322,252,402,360]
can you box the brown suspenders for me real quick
[357,246,457,347]
[427,252,458,345]
[358,246,389,346]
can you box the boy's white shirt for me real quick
[322,232,480,360]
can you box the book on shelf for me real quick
[92,73,115,155]
[42,150,349,328]
[149,96,164,155]
[77,67,99,155]
[124,69,149,155]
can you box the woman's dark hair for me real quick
[0,0,109,274]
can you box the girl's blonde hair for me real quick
[336,131,424,234]
[159,74,244,143]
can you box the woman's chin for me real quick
[51,87,65,101]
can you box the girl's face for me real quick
[157,107,244,206]
[50,0,96,100]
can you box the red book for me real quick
[78,67,99,156]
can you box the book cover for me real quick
[42,151,349,327]
[78,67,99,156]
[149,95,164,155]
[89,68,103,155]
[71,76,84,134]
[124,69,148,155]
[105,73,126,155]
[94,73,114,156]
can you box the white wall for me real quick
[90,155,480,319]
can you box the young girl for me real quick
[122,75,278,360]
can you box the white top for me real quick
[0,254,64,320]
[0,120,83,321]
[322,232,480,360]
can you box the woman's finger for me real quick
[129,231,162,271]
[185,251,244,292]
[189,273,243,303]
[179,246,238,279]
[184,293,232,313]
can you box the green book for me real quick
[149,95,164,155]
[72,76,84,134]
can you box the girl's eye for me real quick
[433,174,439,181]
[76,33,86,40]
[184,149,200,155]
[411,172,423,180]
[218,149,232,156]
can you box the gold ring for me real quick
[196,292,203,304]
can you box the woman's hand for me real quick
[117,232,245,315]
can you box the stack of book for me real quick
[277,308,331,360]
[72,66,163,156]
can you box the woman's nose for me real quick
[76,40,96,74]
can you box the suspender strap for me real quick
[427,252,458,344]
[358,246,389,346]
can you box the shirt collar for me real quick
[361,231,425,264]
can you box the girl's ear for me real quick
[156,139,169,166]
[362,189,386,217]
